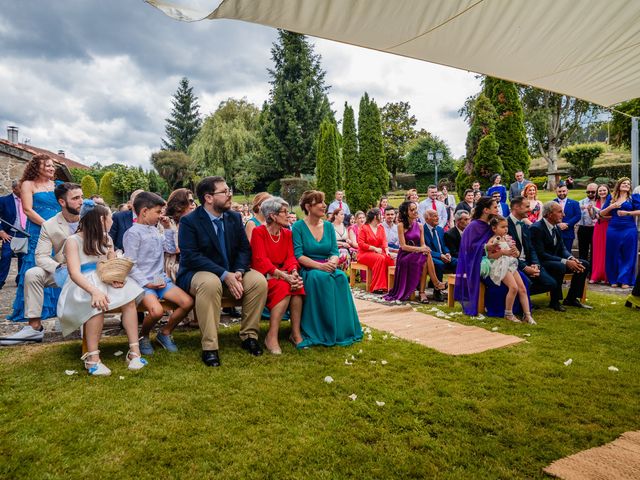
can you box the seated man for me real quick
[444,210,470,258]
[382,206,399,252]
[423,209,457,301]
[530,201,592,311]
[176,176,268,367]
[0,183,83,345]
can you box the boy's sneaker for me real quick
[0,326,44,346]
[138,336,154,355]
[156,332,178,352]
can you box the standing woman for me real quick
[486,174,507,204]
[378,196,389,212]
[441,185,456,228]
[523,183,543,224]
[245,192,271,243]
[600,178,640,288]
[357,208,395,293]
[590,184,610,284]
[292,190,362,348]
[330,208,355,270]
[9,154,61,322]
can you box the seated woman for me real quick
[330,208,355,271]
[245,191,271,243]
[291,190,362,348]
[163,188,196,283]
[384,201,446,303]
[58,202,146,376]
[250,197,305,354]
[357,208,395,293]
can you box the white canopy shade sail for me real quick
[146,0,640,107]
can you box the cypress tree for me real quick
[357,93,387,211]
[473,133,502,184]
[99,171,116,206]
[162,77,202,152]
[80,175,98,198]
[342,102,359,211]
[316,119,339,200]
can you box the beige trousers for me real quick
[190,270,268,351]
[24,266,57,319]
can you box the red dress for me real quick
[590,198,609,283]
[357,223,395,292]
[250,225,305,309]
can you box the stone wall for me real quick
[0,152,27,195]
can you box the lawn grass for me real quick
[1,290,638,479]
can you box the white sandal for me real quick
[126,342,149,371]
[523,312,537,325]
[504,310,521,323]
[80,350,112,376]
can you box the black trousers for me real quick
[577,225,594,262]
[525,266,558,297]
[541,259,590,304]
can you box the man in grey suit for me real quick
[509,171,531,200]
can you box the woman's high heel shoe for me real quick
[81,350,111,376]
[504,310,521,323]
[126,342,148,371]
[523,312,537,325]
[418,291,430,304]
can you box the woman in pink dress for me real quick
[523,183,543,224]
[590,184,610,283]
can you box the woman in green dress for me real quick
[291,190,363,348]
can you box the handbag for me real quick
[10,236,28,254]
[479,245,491,278]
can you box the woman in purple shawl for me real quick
[454,197,506,315]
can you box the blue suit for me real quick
[109,210,133,251]
[554,198,580,253]
[176,206,251,293]
[423,224,457,281]
[0,193,25,287]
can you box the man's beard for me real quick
[65,206,80,216]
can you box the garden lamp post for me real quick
[428,150,444,186]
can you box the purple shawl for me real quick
[454,219,492,315]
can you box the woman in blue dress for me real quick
[8,154,62,327]
[486,174,508,204]
[291,190,362,348]
[600,177,640,288]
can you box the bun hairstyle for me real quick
[489,215,506,229]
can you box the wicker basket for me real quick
[96,258,134,283]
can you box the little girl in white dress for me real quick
[58,201,146,376]
[481,216,535,324]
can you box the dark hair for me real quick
[510,195,525,209]
[384,206,396,214]
[472,196,496,220]
[490,173,501,184]
[196,176,225,205]
[299,190,325,215]
[489,215,506,229]
[133,191,165,215]
[166,188,193,221]
[54,182,81,202]
[463,188,474,199]
[329,208,343,222]
[77,204,111,257]
[378,196,388,208]
[21,153,53,183]
[397,201,413,230]
[365,208,381,224]
[427,184,437,191]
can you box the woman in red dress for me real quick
[250,197,305,354]
[357,208,395,293]
[590,184,610,283]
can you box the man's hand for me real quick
[0,231,11,242]
[558,222,569,230]
[523,265,540,277]
[441,253,452,263]
[224,273,244,299]
[566,258,585,273]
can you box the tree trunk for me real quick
[546,145,559,190]
[390,173,398,191]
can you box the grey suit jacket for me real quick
[509,180,532,200]
[35,212,73,274]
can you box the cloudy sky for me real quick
[0,1,480,170]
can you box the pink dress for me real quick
[590,198,608,283]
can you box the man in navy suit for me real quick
[530,201,592,311]
[554,182,581,253]
[423,209,457,301]
[177,176,267,367]
[0,181,26,289]
[109,189,144,251]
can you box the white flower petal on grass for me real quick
[449,312,463,316]
[348,393,357,401]
[367,334,373,341]
[351,355,356,360]
[370,360,377,364]
[324,376,334,384]
[381,360,388,365]
[375,401,386,407]
[64,370,77,376]
[447,324,455,328]
[344,360,353,365]
[363,327,371,334]
[391,335,398,340]
[358,349,363,354]
[523,333,531,337]
[113,351,123,357]
[476,314,486,321]
[119,376,125,380]
[610,301,618,305]
[382,335,388,340]
[608,366,619,372]
[491,327,499,332]
[564,359,573,366]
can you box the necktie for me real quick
[339,200,343,210]
[213,217,229,269]
[432,228,441,253]
[431,199,436,211]
[516,220,525,226]
[16,197,26,229]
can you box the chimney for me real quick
[57,150,65,157]
[7,126,18,144]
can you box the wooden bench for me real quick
[349,262,371,291]
[387,265,416,301]
[447,274,485,312]
[558,273,588,303]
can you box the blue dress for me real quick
[604,194,640,286]
[291,220,362,348]
[8,187,62,321]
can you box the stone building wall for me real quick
[0,151,28,195]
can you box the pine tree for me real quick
[473,133,502,184]
[485,77,529,180]
[261,30,331,179]
[316,119,339,200]
[342,102,359,212]
[357,93,387,211]
[99,171,116,206]
[80,175,98,198]
[162,77,202,152]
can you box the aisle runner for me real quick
[544,431,640,480]
[353,298,524,355]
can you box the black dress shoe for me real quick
[563,299,593,309]
[432,290,445,302]
[241,338,263,356]
[202,350,221,367]
[549,302,566,312]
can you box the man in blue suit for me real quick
[0,181,26,289]
[554,182,581,253]
[177,176,267,367]
[109,189,143,251]
[423,209,457,301]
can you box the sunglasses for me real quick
[586,191,596,194]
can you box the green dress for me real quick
[291,220,363,348]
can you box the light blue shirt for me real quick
[204,209,229,281]
[123,223,176,287]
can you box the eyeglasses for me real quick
[278,209,288,215]
[209,189,233,197]
[586,191,596,194]
[188,199,196,204]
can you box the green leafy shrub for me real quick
[593,177,614,187]
[280,177,311,206]
[530,176,547,188]
[99,171,116,206]
[395,173,416,189]
[80,175,98,198]
[266,179,281,196]
[561,143,606,176]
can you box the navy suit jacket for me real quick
[554,198,580,241]
[0,193,18,234]
[176,206,251,292]
[424,224,449,256]
[444,228,461,258]
[530,219,572,264]
[109,210,133,251]
[507,216,540,270]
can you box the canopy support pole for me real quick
[632,117,638,189]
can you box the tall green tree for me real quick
[98,171,116,206]
[380,101,417,190]
[80,175,98,198]
[342,102,359,211]
[315,118,340,200]
[162,77,202,152]
[485,77,529,181]
[150,150,195,189]
[357,93,388,211]
[610,98,640,148]
[406,133,454,192]
[260,30,331,179]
